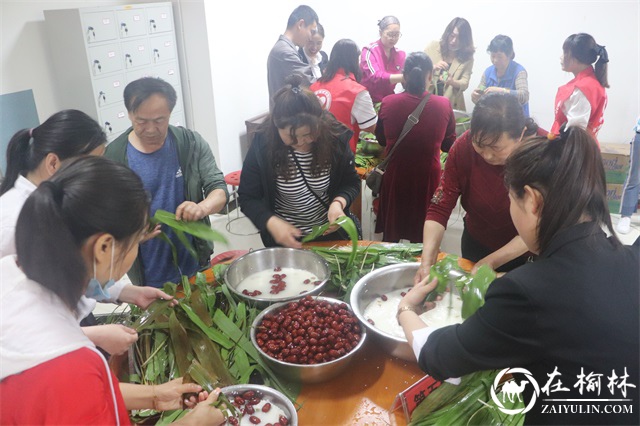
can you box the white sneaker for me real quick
[617,216,631,234]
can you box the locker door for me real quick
[100,104,130,140]
[149,33,176,64]
[87,43,123,76]
[121,39,151,69]
[116,8,147,38]
[146,5,173,34]
[93,74,125,107]
[81,11,117,43]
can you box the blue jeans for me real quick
[620,131,640,216]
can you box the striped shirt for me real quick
[274,151,331,234]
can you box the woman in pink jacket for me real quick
[359,15,407,104]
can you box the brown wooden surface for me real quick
[295,241,473,425]
[295,338,424,425]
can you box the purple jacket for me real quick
[359,40,406,103]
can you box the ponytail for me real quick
[0,129,33,195]
[563,33,609,88]
[16,181,86,313]
[15,156,150,313]
[403,52,433,96]
[0,110,106,196]
[594,45,609,88]
[505,126,619,253]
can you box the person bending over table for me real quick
[0,157,224,425]
[399,127,639,425]
[414,92,541,283]
[0,109,174,357]
[239,74,361,249]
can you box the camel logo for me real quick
[491,367,541,415]
[314,89,332,109]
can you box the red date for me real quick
[256,296,361,365]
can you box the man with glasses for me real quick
[360,15,406,104]
[105,77,228,287]
[267,5,319,107]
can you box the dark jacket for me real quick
[419,222,639,425]
[105,125,228,285]
[238,123,360,247]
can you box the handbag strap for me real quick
[290,149,330,209]
[378,93,431,170]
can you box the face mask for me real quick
[85,242,117,302]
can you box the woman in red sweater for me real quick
[415,92,540,283]
[551,33,609,139]
[0,157,224,425]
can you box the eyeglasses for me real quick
[383,31,402,39]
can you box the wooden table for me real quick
[295,338,424,425]
[294,241,473,425]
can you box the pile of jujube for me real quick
[255,296,362,364]
[225,389,289,426]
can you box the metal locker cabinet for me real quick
[44,2,186,143]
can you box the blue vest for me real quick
[484,60,529,116]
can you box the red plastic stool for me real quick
[224,171,258,236]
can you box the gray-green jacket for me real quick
[105,125,228,286]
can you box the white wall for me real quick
[205,0,639,173]
[2,1,639,176]
[1,0,220,158]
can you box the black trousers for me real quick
[461,227,529,273]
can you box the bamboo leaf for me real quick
[179,303,233,349]
[184,359,221,393]
[153,209,227,243]
[190,330,234,387]
[174,228,198,261]
[189,287,213,327]
[168,310,191,377]
[155,231,179,271]
[133,299,172,332]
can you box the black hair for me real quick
[403,52,433,95]
[487,34,515,60]
[315,22,325,38]
[123,77,177,113]
[319,39,362,83]
[563,33,609,88]
[470,92,538,148]
[504,127,619,253]
[286,5,318,29]
[378,15,400,31]
[262,73,343,178]
[0,109,106,195]
[440,17,475,63]
[15,156,150,313]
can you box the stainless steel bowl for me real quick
[224,247,331,306]
[250,296,367,384]
[350,263,419,362]
[220,384,298,426]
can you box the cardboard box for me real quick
[601,143,631,184]
[606,183,623,214]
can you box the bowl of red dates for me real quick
[220,384,297,426]
[225,248,331,306]
[250,296,367,384]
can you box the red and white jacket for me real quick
[551,67,607,138]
